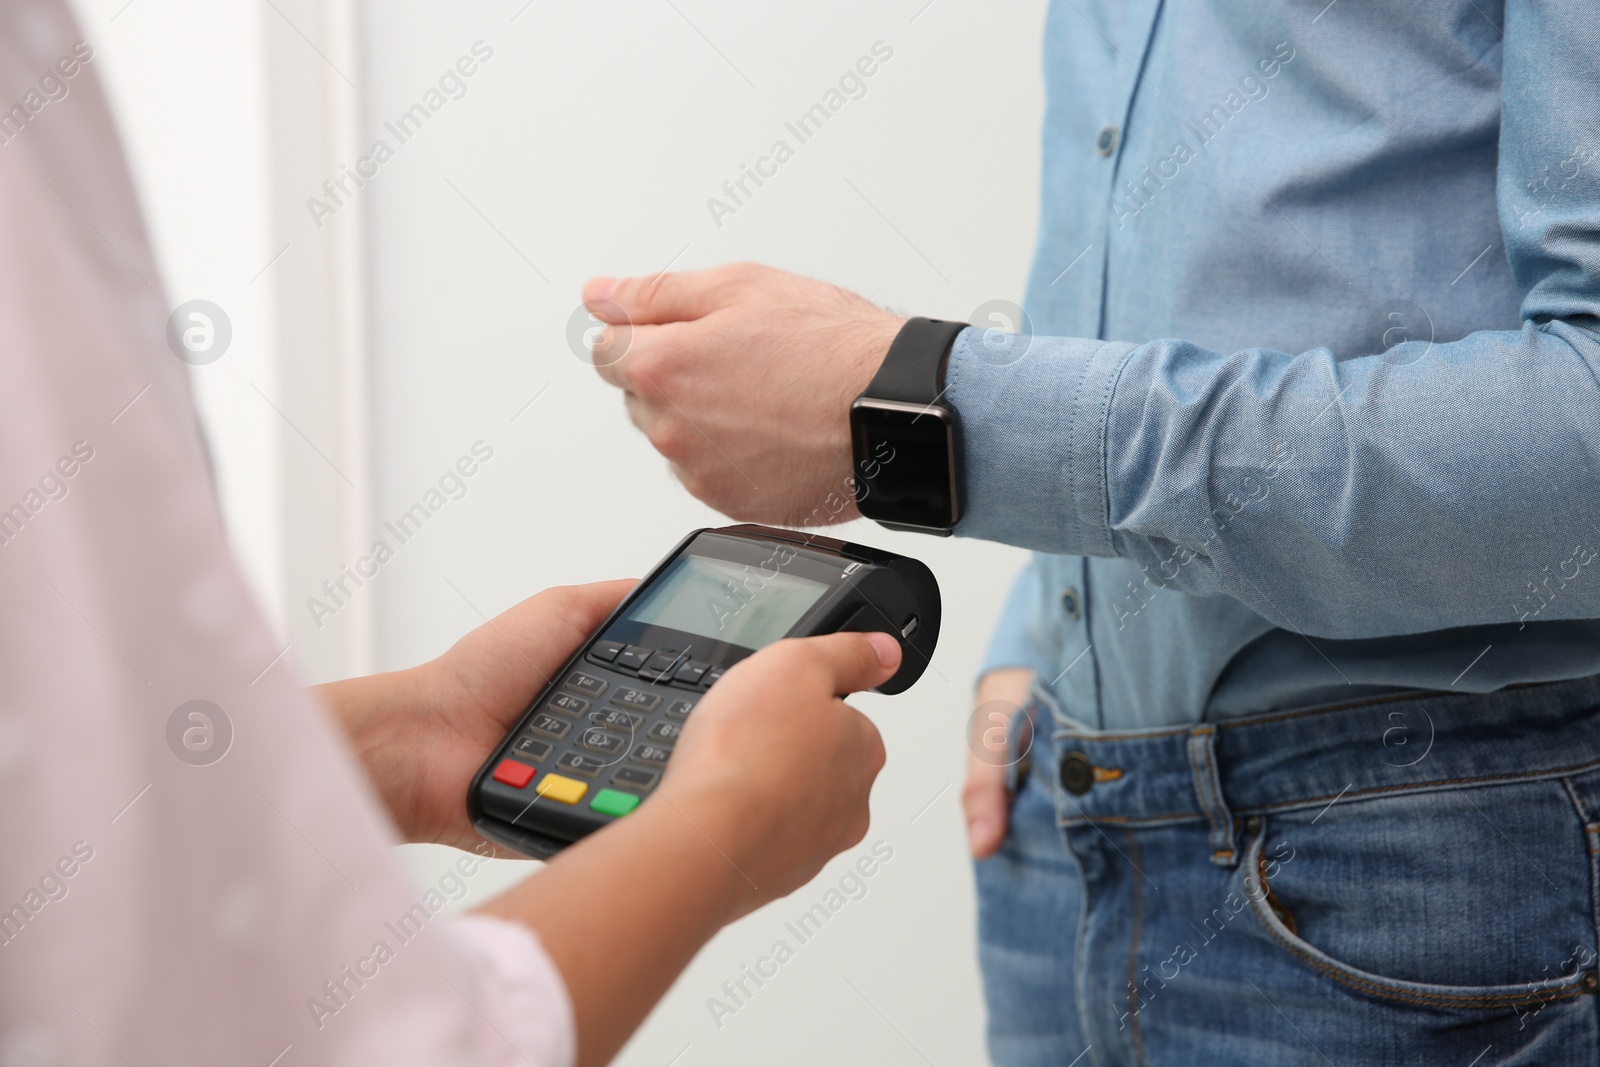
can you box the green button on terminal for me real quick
[590,788,641,818]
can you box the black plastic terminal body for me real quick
[467,524,941,859]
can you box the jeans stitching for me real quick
[1253,916,1589,1009]
[1059,812,1207,827]
[1561,782,1600,1024]
[1561,779,1594,825]
[1201,731,1237,864]
[1053,679,1590,743]
[1058,757,1600,827]
[1242,827,1591,1010]
[1187,729,1223,853]
[1124,828,1148,1067]
[1249,759,1600,812]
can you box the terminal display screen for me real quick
[626,555,828,649]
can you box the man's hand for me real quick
[583,263,904,526]
[962,667,1034,859]
[317,580,636,852]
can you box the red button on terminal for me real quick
[492,759,536,789]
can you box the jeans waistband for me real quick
[1037,675,1600,836]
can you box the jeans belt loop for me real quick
[1187,725,1240,868]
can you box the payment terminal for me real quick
[468,523,940,859]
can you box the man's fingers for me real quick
[620,389,653,432]
[962,753,1011,859]
[584,268,727,326]
[588,322,636,386]
[961,666,1033,858]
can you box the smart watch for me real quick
[849,317,968,535]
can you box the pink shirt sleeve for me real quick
[0,4,573,1063]
[449,916,578,1067]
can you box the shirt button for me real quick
[1096,125,1118,156]
[1061,587,1082,621]
[1059,751,1095,795]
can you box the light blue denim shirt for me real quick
[949,0,1600,728]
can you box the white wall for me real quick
[72,0,285,626]
[360,2,1043,1065]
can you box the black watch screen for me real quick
[849,397,961,533]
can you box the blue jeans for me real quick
[976,677,1600,1066]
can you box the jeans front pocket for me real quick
[1240,778,1599,1020]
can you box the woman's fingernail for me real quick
[584,276,617,302]
[865,631,900,667]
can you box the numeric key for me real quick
[581,729,626,756]
[565,672,608,698]
[557,751,607,778]
[612,687,661,712]
[630,743,672,766]
[548,692,590,717]
[591,708,643,732]
[528,713,571,740]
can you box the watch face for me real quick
[850,399,960,531]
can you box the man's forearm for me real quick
[946,321,1600,639]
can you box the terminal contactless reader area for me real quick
[469,524,941,859]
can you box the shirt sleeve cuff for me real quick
[945,325,1134,555]
[448,913,577,1067]
[977,558,1041,680]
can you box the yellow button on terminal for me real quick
[534,773,588,805]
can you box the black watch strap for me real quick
[863,317,968,405]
